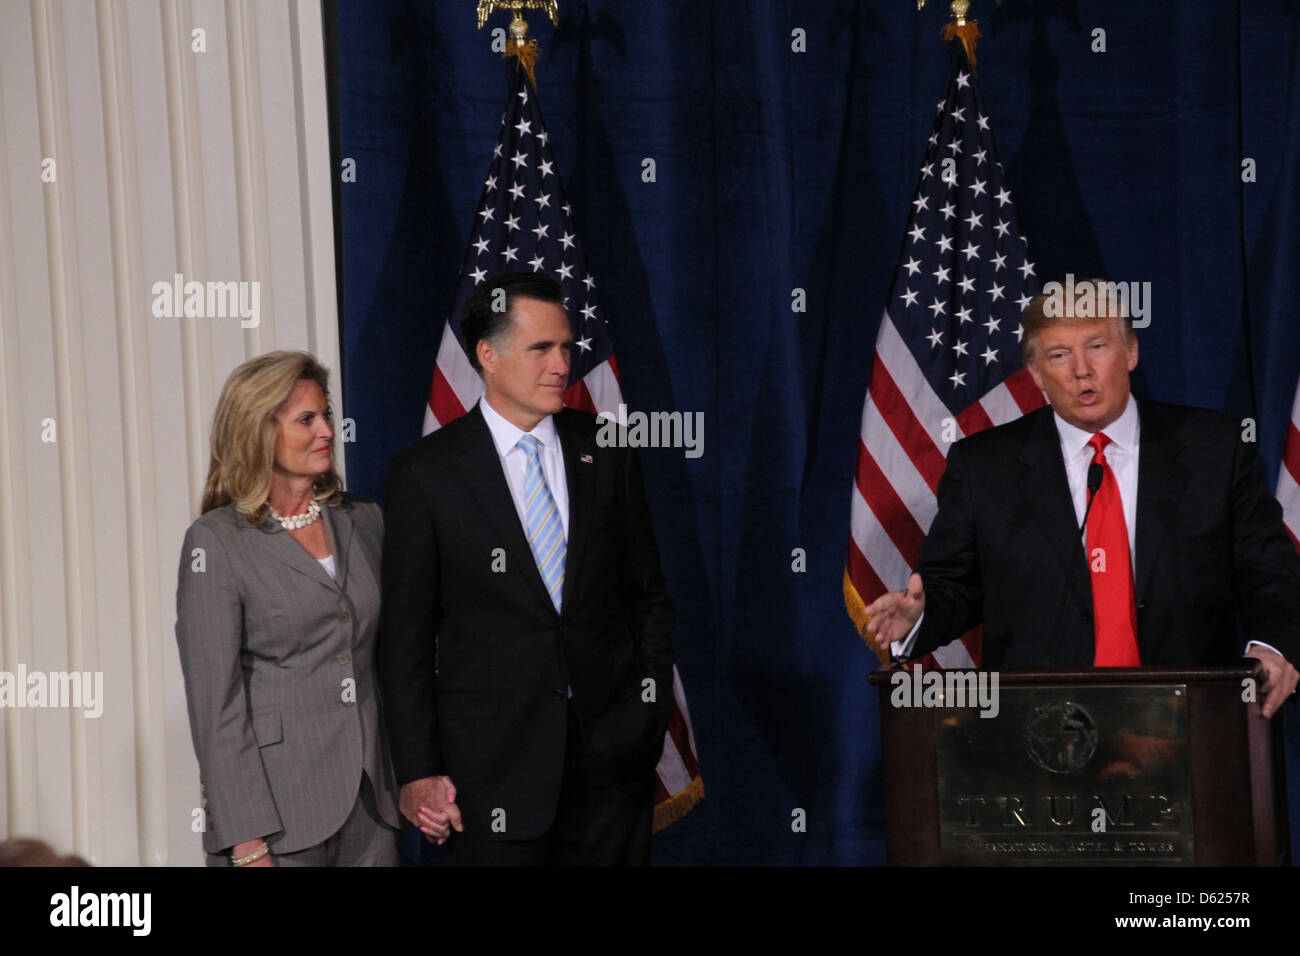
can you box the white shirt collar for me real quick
[1052,393,1140,462]
[479,395,559,459]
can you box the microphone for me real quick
[1078,462,1104,537]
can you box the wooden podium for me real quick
[869,665,1289,865]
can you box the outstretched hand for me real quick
[861,572,925,663]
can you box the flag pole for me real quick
[475,0,560,89]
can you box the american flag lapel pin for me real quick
[580,453,593,464]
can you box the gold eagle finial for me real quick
[475,1,558,88]
[476,1,559,32]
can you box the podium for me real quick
[868,665,1289,865]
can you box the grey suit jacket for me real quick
[175,493,401,855]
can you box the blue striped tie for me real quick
[516,434,565,612]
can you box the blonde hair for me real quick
[1021,277,1133,362]
[200,351,343,522]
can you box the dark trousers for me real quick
[447,703,653,867]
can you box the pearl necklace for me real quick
[267,498,321,531]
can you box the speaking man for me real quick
[864,282,1300,718]
[378,271,675,865]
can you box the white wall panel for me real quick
[0,0,343,865]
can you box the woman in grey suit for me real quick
[175,351,401,866]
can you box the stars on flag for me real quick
[880,53,1040,411]
[451,66,612,381]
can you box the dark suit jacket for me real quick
[912,398,1300,668]
[378,404,675,841]
[175,494,401,855]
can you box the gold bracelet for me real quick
[232,843,269,867]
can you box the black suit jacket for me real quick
[378,404,675,840]
[912,398,1300,668]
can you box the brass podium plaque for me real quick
[936,684,1193,864]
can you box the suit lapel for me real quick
[1019,407,1093,624]
[253,501,346,593]
[556,409,593,604]
[324,501,352,589]
[1133,399,1187,608]
[452,405,557,615]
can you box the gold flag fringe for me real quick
[653,773,705,832]
[844,568,891,664]
[505,38,542,89]
[941,18,981,73]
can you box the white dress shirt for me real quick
[891,395,1273,659]
[479,396,570,543]
[1054,395,1139,566]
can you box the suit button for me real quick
[553,689,566,699]
[336,654,350,666]
[342,699,354,708]
[338,610,350,623]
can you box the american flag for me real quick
[426,65,617,427]
[1279,379,1300,553]
[844,44,1045,668]
[425,60,703,828]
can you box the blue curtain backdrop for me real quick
[331,0,1300,865]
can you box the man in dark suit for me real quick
[378,272,674,865]
[864,285,1300,718]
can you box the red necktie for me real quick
[1086,433,1140,666]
